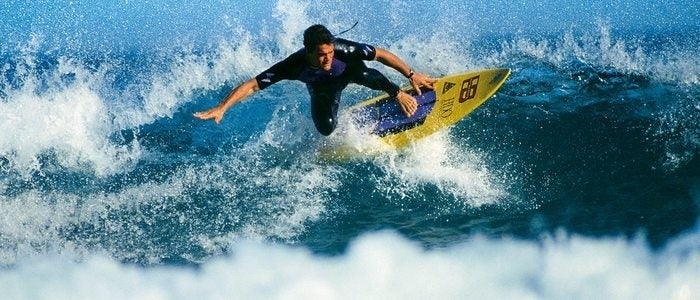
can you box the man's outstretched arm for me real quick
[194,78,260,124]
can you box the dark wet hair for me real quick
[303,24,334,53]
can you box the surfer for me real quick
[194,24,436,135]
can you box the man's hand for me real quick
[408,71,437,96]
[193,106,226,124]
[396,91,418,117]
[396,72,438,117]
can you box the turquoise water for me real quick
[1,0,699,298]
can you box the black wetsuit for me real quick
[255,38,400,135]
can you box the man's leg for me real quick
[307,85,343,136]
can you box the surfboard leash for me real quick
[335,21,359,36]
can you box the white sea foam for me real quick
[1,230,698,300]
[318,110,507,208]
[0,51,141,176]
[377,131,507,207]
[0,28,337,266]
[0,26,279,176]
[0,100,338,265]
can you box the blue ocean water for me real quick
[1,0,699,298]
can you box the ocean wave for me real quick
[1,1,698,176]
[0,0,697,276]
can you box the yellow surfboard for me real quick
[349,68,511,149]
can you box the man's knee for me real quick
[314,117,336,136]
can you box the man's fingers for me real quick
[402,102,414,117]
[419,76,437,90]
[194,109,224,124]
[409,73,438,95]
[412,81,422,96]
[193,111,213,120]
[397,92,417,117]
[424,77,437,89]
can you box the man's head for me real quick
[304,24,335,71]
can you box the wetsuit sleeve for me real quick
[333,38,377,61]
[255,52,304,90]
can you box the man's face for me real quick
[309,43,334,71]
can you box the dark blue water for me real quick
[1,0,699,298]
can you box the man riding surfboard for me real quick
[194,24,436,135]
